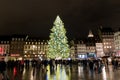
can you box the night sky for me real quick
[0,0,120,40]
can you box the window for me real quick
[104,46,106,48]
[109,46,111,48]
[116,47,118,49]
[41,42,43,45]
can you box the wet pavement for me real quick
[6,64,120,80]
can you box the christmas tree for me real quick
[47,15,70,59]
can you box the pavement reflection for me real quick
[6,64,120,80]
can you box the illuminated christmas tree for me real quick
[47,15,70,59]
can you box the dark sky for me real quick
[0,0,120,40]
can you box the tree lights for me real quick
[47,15,70,59]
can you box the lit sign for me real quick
[96,43,103,51]
[10,54,20,57]
[96,43,104,57]
[0,47,4,55]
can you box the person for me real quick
[89,60,94,74]
[0,58,9,80]
[112,58,118,71]
[98,60,104,74]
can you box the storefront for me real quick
[10,54,22,60]
[78,53,87,59]
[87,53,96,58]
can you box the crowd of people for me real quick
[0,57,120,80]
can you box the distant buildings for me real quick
[0,35,47,60]
[114,29,120,56]
[98,27,115,56]
[70,27,116,59]
[76,41,86,59]
[0,36,10,58]
[10,35,26,59]
[0,26,120,59]
[24,37,47,60]
[86,30,96,58]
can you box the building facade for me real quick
[86,30,96,58]
[114,31,120,56]
[9,35,26,59]
[8,35,48,60]
[0,40,10,57]
[98,27,115,56]
[24,38,47,60]
[76,41,87,59]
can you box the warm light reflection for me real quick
[78,66,83,77]
[22,68,26,76]
[102,66,107,80]
[30,69,34,80]
[46,65,70,80]
[108,66,114,80]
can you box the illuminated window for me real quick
[33,52,35,54]
[24,55,27,57]
[41,42,43,45]
[104,46,106,48]
[38,46,40,49]
[28,55,30,57]
[116,47,118,49]
[109,46,111,48]
[107,46,109,48]
[24,51,27,53]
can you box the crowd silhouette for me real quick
[0,57,120,80]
